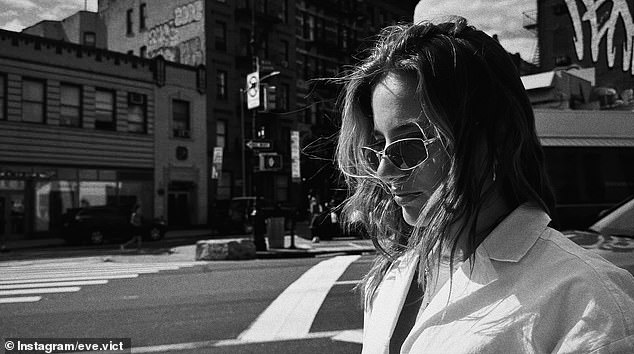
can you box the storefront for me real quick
[0,166,153,239]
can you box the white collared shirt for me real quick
[363,203,634,353]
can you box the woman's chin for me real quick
[401,203,424,226]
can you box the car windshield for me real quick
[590,196,634,237]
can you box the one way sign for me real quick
[246,139,272,149]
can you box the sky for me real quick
[0,0,537,61]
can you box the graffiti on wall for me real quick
[145,0,204,66]
[565,0,634,75]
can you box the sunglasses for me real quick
[361,122,438,171]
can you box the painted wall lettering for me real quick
[144,0,204,66]
[565,0,634,75]
[174,1,203,27]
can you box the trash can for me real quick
[267,217,285,248]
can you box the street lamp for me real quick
[240,70,281,197]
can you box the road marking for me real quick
[0,271,160,281]
[0,286,81,296]
[332,329,363,344]
[333,280,361,286]
[131,330,362,353]
[237,255,360,342]
[0,296,42,304]
[0,274,139,285]
[0,262,199,304]
[0,280,108,290]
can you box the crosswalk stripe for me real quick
[0,280,108,290]
[0,286,81,296]
[237,255,360,342]
[1,266,182,275]
[0,296,42,304]
[0,262,199,304]
[0,263,198,271]
[0,274,139,285]
[0,270,162,280]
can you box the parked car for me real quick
[564,195,634,250]
[61,205,167,245]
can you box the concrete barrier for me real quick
[195,238,256,260]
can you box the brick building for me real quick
[0,29,206,240]
[96,0,415,221]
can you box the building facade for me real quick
[95,0,415,222]
[0,29,206,240]
[521,0,634,228]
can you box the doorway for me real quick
[0,192,26,238]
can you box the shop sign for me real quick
[211,147,223,181]
[290,130,301,182]
[0,170,56,180]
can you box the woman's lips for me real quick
[393,192,422,206]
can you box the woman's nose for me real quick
[376,156,406,184]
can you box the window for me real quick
[83,32,96,47]
[127,92,146,133]
[95,89,115,130]
[279,83,289,111]
[216,70,227,100]
[126,9,133,35]
[280,0,287,23]
[261,34,269,59]
[0,74,5,120]
[215,21,227,51]
[281,40,289,62]
[22,79,45,123]
[239,29,250,56]
[172,99,190,138]
[140,46,147,58]
[139,3,147,30]
[60,84,82,127]
[216,120,226,148]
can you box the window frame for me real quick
[59,83,82,127]
[172,99,191,139]
[216,70,227,100]
[139,3,147,31]
[83,31,96,47]
[126,8,134,35]
[215,21,227,51]
[21,78,46,124]
[0,73,6,121]
[127,92,147,134]
[216,120,227,149]
[94,88,116,131]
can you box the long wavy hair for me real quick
[336,18,556,308]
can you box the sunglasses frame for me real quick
[361,122,438,172]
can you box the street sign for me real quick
[246,139,272,150]
[246,71,260,109]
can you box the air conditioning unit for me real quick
[129,92,145,105]
[174,129,191,138]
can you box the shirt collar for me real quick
[480,202,552,262]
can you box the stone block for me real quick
[195,238,256,261]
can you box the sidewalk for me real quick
[0,226,376,263]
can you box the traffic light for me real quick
[259,153,282,171]
[262,85,277,112]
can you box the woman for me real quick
[336,18,634,353]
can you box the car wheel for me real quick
[147,226,164,241]
[89,230,104,245]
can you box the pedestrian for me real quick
[308,191,323,243]
[335,18,634,353]
[121,204,142,252]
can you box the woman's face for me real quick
[370,72,449,225]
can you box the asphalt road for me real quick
[0,255,371,353]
